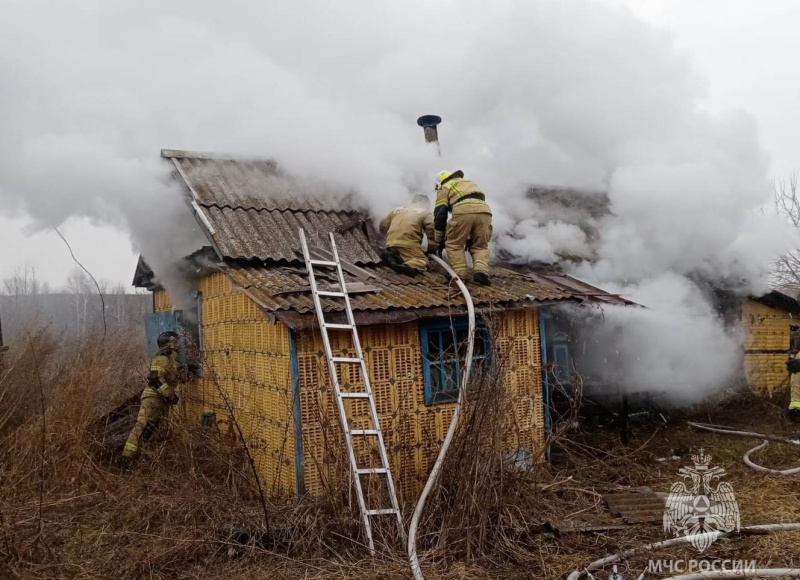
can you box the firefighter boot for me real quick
[473,272,491,286]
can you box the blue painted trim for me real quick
[419,317,490,406]
[420,323,434,405]
[538,308,551,463]
[289,329,305,496]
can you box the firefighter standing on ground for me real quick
[434,170,493,285]
[787,328,800,419]
[122,331,181,459]
[380,194,438,276]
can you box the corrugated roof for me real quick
[201,206,380,264]
[225,263,573,315]
[163,150,380,264]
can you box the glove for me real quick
[426,243,439,256]
[167,393,180,406]
[187,362,202,377]
[787,358,800,374]
[435,245,444,258]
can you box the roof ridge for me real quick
[197,201,367,214]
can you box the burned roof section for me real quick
[163,150,381,265]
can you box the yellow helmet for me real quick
[435,169,464,190]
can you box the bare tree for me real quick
[774,173,800,296]
[2,265,48,297]
[66,268,94,335]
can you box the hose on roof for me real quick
[407,255,475,580]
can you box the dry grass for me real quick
[2,329,800,579]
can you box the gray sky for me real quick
[1,0,798,290]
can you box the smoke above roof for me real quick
[1,0,797,400]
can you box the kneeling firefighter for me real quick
[433,170,493,286]
[122,331,181,459]
[380,194,438,276]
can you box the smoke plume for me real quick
[1,0,797,401]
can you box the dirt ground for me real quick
[4,353,800,580]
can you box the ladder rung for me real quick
[309,259,338,268]
[366,509,398,516]
[340,392,370,399]
[356,468,388,475]
[325,323,353,330]
[350,429,378,436]
[318,290,346,297]
[332,356,361,363]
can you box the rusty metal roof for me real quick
[225,263,573,316]
[162,150,380,264]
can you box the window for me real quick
[552,344,570,384]
[420,318,491,405]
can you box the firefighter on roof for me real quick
[434,170,493,286]
[122,331,181,459]
[380,194,438,276]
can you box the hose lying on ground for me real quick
[688,421,800,475]
[663,570,800,580]
[565,524,800,580]
[407,256,476,580]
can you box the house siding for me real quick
[153,289,172,313]
[743,299,794,394]
[295,308,546,500]
[153,280,546,500]
[181,273,297,495]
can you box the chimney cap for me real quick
[417,115,442,128]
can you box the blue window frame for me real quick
[420,317,491,405]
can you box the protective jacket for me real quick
[434,178,491,244]
[143,353,179,404]
[122,351,180,458]
[791,353,800,411]
[380,205,435,249]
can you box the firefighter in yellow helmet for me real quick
[379,194,438,276]
[122,331,181,459]
[434,170,493,285]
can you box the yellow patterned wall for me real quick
[743,299,795,394]
[190,273,297,496]
[153,289,172,312]
[295,308,545,500]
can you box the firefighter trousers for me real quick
[445,213,492,275]
[791,373,800,411]
[123,394,168,457]
[391,245,428,272]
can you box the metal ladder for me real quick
[298,229,404,553]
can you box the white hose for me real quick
[565,524,800,580]
[744,440,800,475]
[664,569,800,579]
[407,255,476,580]
[688,422,800,475]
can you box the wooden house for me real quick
[741,291,800,395]
[132,150,614,499]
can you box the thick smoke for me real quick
[0,0,797,401]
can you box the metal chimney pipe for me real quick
[417,115,442,150]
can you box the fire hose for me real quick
[566,524,800,580]
[407,255,476,580]
[663,570,800,579]
[687,422,800,475]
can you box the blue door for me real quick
[145,310,186,363]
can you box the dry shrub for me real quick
[5,323,796,579]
